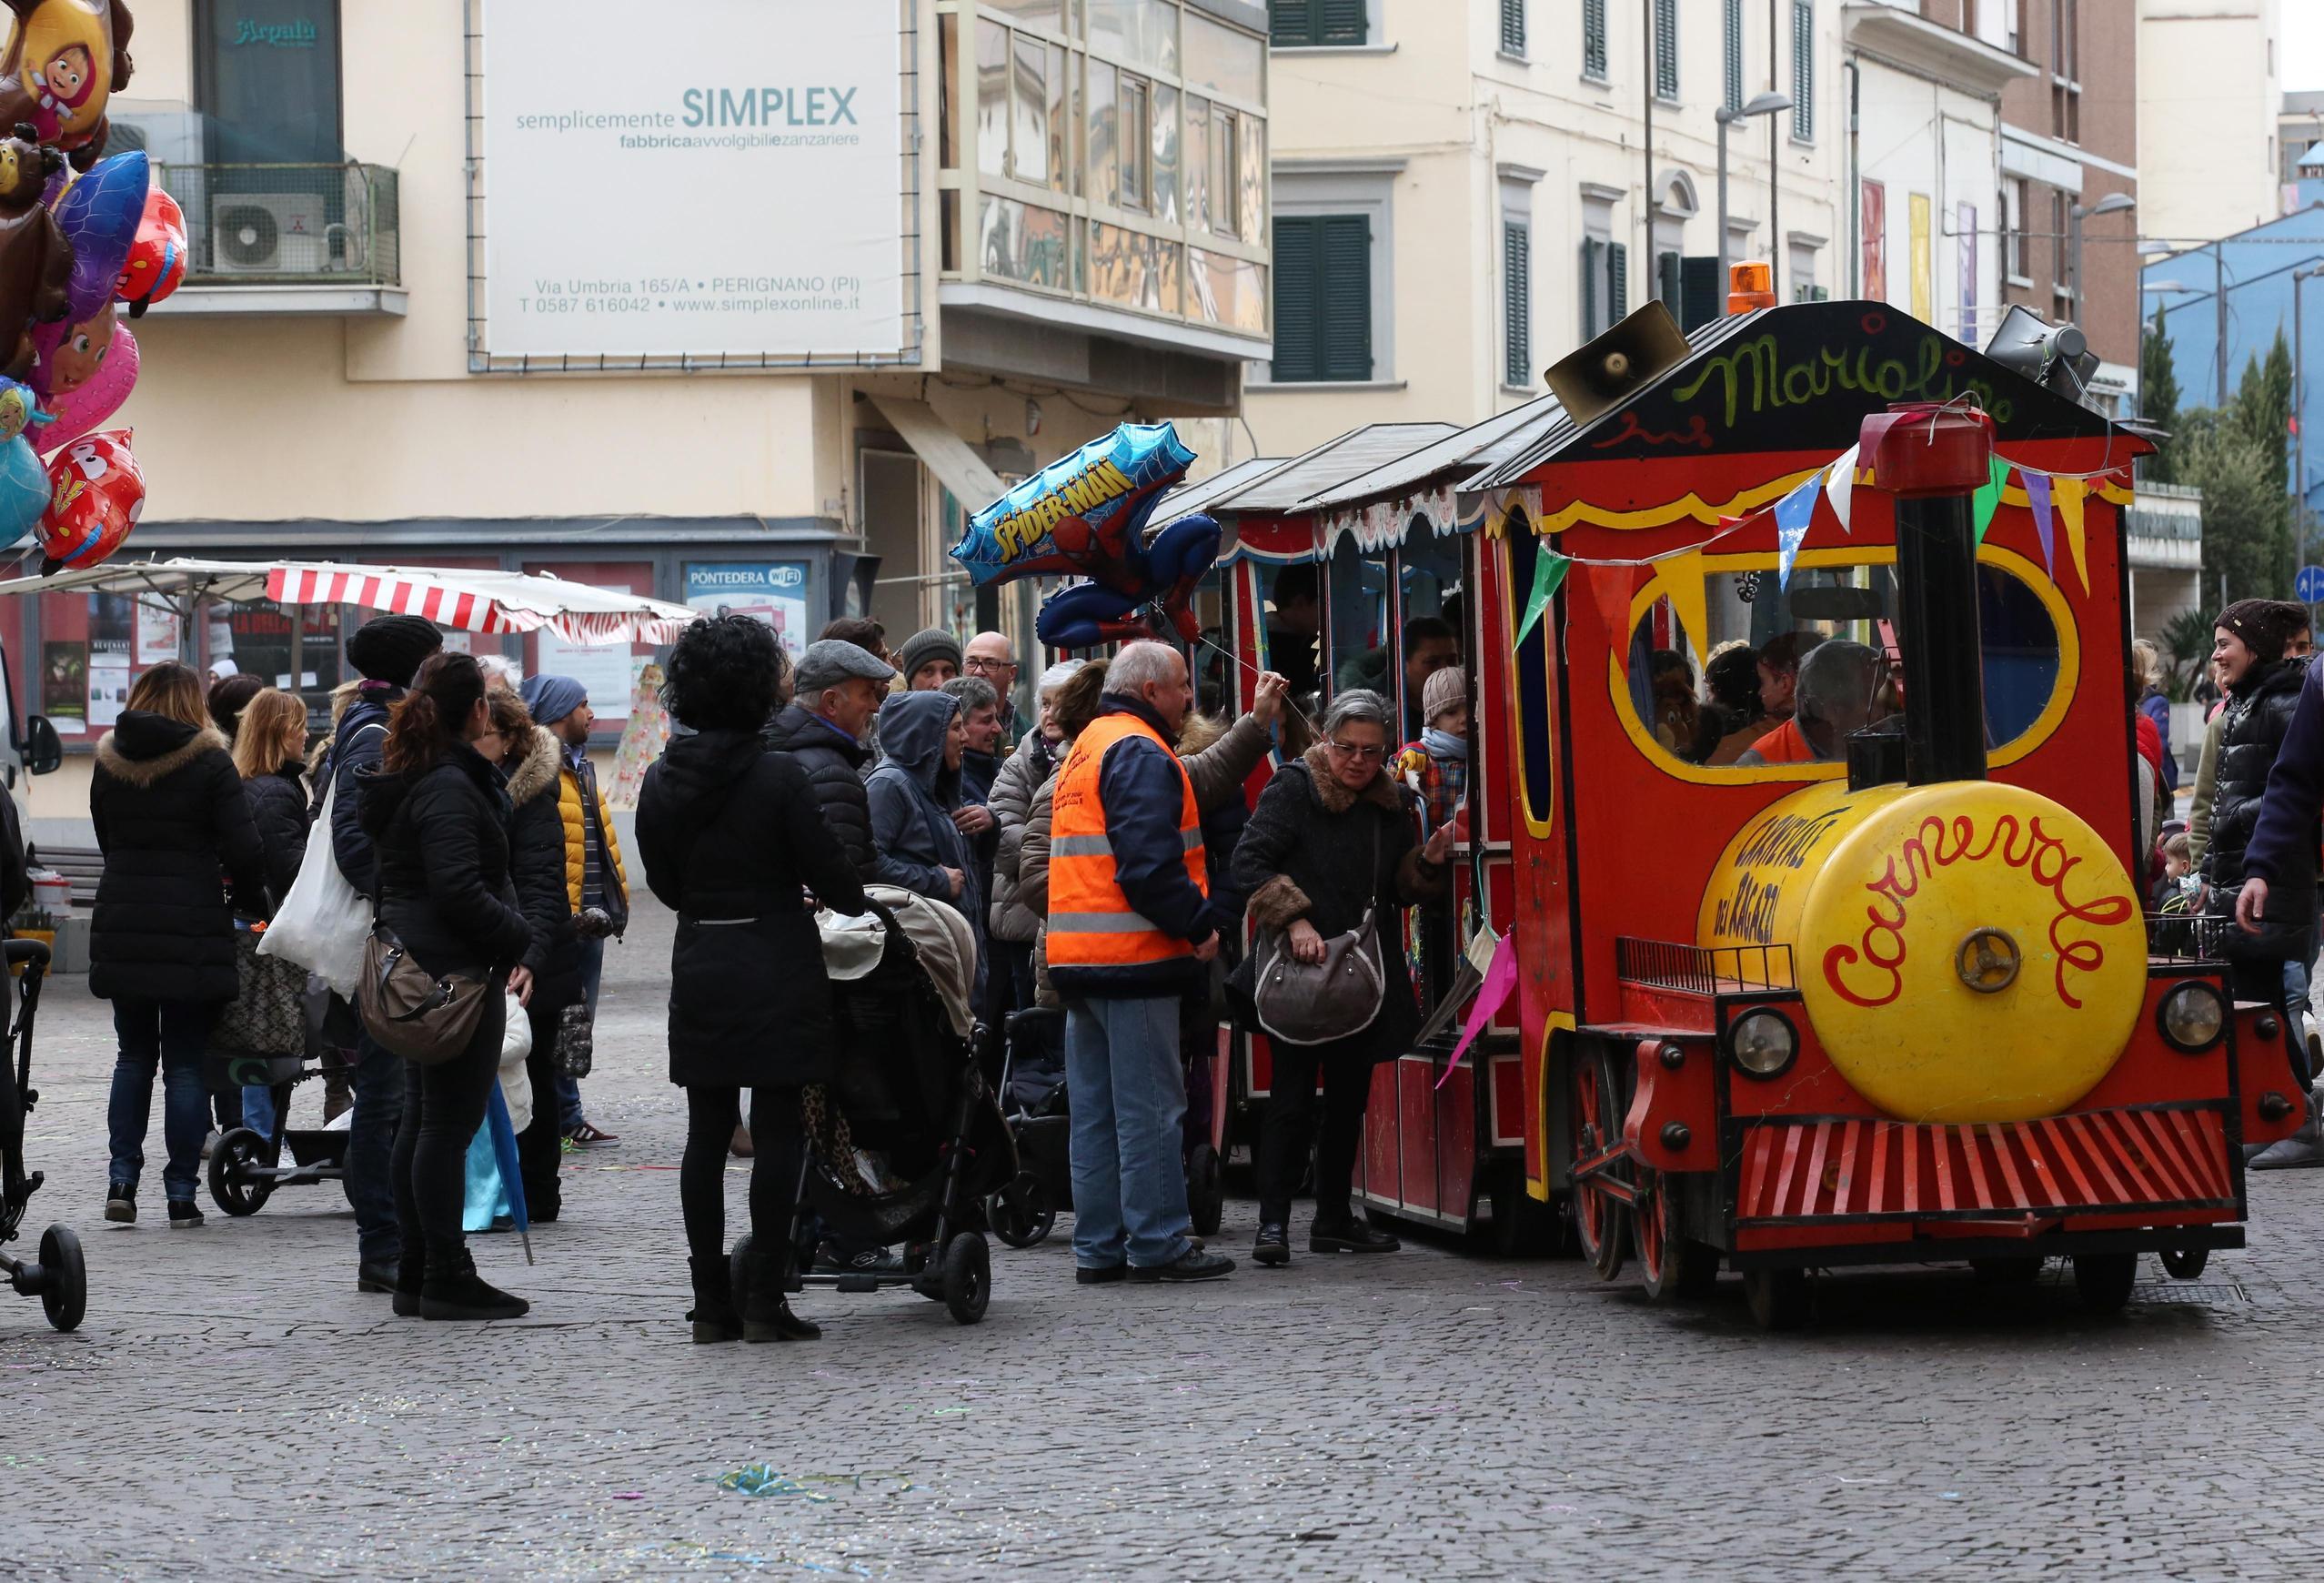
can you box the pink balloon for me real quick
[32,322,136,455]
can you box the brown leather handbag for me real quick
[357,923,490,1065]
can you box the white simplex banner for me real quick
[480,0,907,362]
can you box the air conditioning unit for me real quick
[209,193,328,275]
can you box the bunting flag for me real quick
[1434,932,1518,1091]
[1514,545,1568,644]
[1772,472,1822,590]
[2054,475,2090,592]
[1645,545,1711,660]
[1823,443,1860,535]
[1971,454,2010,544]
[2021,468,2056,578]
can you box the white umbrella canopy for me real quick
[0,557,699,646]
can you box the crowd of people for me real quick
[82,599,1466,1334]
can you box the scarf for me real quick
[1422,727,1468,761]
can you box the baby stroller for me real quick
[204,969,351,1217]
[732,892,1014,1326]
[0,937,84,1332]
[990,1005,1069,1248]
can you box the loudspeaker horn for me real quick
[1984,304,2098,398]
[1544,299,1692,427]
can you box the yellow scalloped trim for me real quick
[1527,470,2132,537]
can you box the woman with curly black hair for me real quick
[635,615,869,1342]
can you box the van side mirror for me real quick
[24,715,59,774]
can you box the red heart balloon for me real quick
[36,427,142,573]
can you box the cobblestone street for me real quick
[3,896,2318,1578]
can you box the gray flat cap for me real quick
[795,639,896,691]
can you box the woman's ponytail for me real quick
[382,651,484,774]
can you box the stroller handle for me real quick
[3,937,50,970]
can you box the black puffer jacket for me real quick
[89,711,267,1003]
[762,701,878,882]
[244,763,309,914]
[2204,657,2316,954]
[503,725,570,980]
[636,728,870,1088]
[357,742,532,980]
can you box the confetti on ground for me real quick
[711,1466,833,1500]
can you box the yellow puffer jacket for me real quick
[558,764,629,919]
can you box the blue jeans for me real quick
[556,937,605,1133]
[106,998,216,1202]
[346,1023,405,1267]
[1065,994,1192,1271]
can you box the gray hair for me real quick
[1103,640,1182,698]
[1036,660,1082,698]
[940,674,1001,714]
[1320,688,1393,740]
[1794,639,1882,723]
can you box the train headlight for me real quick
[2158,982,2228,1054]
[1727,1008,1798,1078]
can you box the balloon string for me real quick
[1192,631,1324,741]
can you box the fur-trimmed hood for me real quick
[505,724,561,808]
[1176,711,1226,757]
[1297,741,1405,815]
[96,713,229,788]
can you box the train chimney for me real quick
[1858,401,1996,787]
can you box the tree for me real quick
[2187,418,2295,605]
[2234,330,2295,496]
[2140,304,2181,482]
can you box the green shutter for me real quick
[1723,0,1743,111]
[1583,0,1607,78]
[1318,214,1373,380]
[1504,222,1531,385]
[1681,255,1721,331]
[1500,0,1525,55]
[1657,249,1682,308]
[1270,0,1311,46]
[1608,241,1629,320]
[1318,0,1366,45]
[1792,0,1815,140]
[1579,237,1599,339]
[1655,0,1677,97]
[1271,216,1318,380]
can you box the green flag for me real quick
[1515,548,1568,645]
[1971,453,2009,544]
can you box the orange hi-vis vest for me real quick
[1046,710,1209,972]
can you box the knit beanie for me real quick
[345,614,443,687]
[519,672,589,728]
[1422,665,1467,728]
[2217,599,2309,666]
[898,627,965,684]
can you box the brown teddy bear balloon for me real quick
[0,0,133,173]
[0,124,71,382]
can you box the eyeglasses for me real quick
[964,656,1017,673]
[1324,739,1386,761]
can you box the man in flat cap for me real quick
[762,639,896,882]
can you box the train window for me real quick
[1192,567,1232,716]
[1504,511,1554,827]
[1255,560,1323,702]
[1622,550,2066,772]
[1325,535,1390,698]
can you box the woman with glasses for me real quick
[1232,689,1454,1268]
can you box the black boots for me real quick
[689,1255,742,1343]
[742,1246,820,1342]
[418,1247,529,1321]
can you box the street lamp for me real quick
[2068,191,2136,330]
[1716,91,1794,291]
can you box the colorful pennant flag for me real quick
[2054,475,2090,591]
[1514,545,1568,645]
[1646,546,1710,660]
[1971,453,2009,544]
[1823,443,1860,535]
[2021,468,2056,577]
[1772,473,1821,590]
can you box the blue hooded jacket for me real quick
[865,691,982,930]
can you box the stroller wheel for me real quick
[941,1232,991,1326]
[38,1224,84,1333]
[1186,1144,1223,1238]
[990,1175,1055,1250]
[206,1128,274,1217]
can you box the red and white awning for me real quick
[265,563,699,646]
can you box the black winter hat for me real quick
[346,613,444,687]
[2216,599,2309,666]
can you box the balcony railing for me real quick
[152,163,399,287]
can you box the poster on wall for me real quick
[135,596,180,663]
[1861,181,1886,301]
[479,0,908,363]
[88,663,128,729]
[534,630,634,723]
[42,641,85,733]
[686,563,811,660]
[1908,193,1933,323]
[1957,202,1977,342]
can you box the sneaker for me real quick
[1075,1263,1128,1286]
[103,1184,135,1224]
[1253,1223,1290,1266]
[566,1121,620,1150]
[2250,1119,2324,1170]
[419,1249,529,1321]
[1129,1247,1235,1283]
[166,1199,204,1230]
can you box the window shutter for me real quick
[1504,222,1531,385]
[1270,216,1318,381]
[1657,249,1682,308]
[1792,1,1815,140]
[1723,0,1743,112]
[1500,0,1525,55]
[1680,256,1721,330]
[1655,0,1678,97]
[1583,0,1607,78]
[1270,0,1312,46]
[1608,241,1629,320]
[1317,0,1366,45]
[1318,215,1373,380]
[1579,237,1600,339]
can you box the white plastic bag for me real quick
[255,729,378,1000]
[498,990,533,1132]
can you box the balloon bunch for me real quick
[0,1,157,571]
[949,421,1223,649]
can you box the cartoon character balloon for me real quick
[0,424,43,545]
[0,124,68,383]
[35,422,136,571]
[113,181,178,316]
[0,0,134,171]
[27,303,122,449]
[949,422,1222,647]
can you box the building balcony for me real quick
[149,163,406,318]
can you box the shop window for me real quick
[194,0,345,164]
